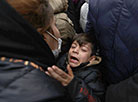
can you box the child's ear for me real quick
[88,55,102,66]
[89,55,96,63]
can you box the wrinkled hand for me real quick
[45,65,74,86]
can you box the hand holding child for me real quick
[46,65,74,86]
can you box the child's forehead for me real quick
[73,41,92,47]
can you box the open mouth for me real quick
[70,56,79,62]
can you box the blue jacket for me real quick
[86,0,138,84]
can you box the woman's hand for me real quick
[45,64,74,86]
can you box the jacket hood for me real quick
[0,0,55,69]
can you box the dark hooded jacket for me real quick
[57,53,105,102]
[86,0,138,102]
[0,0,67,102]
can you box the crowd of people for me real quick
[0,0,138,102]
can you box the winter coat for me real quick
[67,0,85,33]
[86,0,138,84]
[57,54,105,102]
[86,0,138,102]
[0,0,67,102]
[0,57,67,102]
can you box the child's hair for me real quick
[72,33,97,56]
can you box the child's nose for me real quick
[73,47,79,53]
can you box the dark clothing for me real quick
[0,0,67,102]
[86,0,138,84]
[106,73,138,102]
[0,58,66,102]
[86,0,138,102]
[0,0,55,68]
[67,0,84,33]
[57,54,105,102]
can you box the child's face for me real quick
[68,41,93,68]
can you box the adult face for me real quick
[68,41,93,68]
[42,17,61,50]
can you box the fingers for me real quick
[45,65,74,86]
[45,71,51,76]
[46,66,65,82]
[52,66,68,79]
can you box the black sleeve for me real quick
[66,71,105,102]
[67,0,83,33]
[0,67,66,102]
[105,72,138,102]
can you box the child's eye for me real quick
[71,43,77,48]
[81,48,87,52]
[71,45,76,48]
